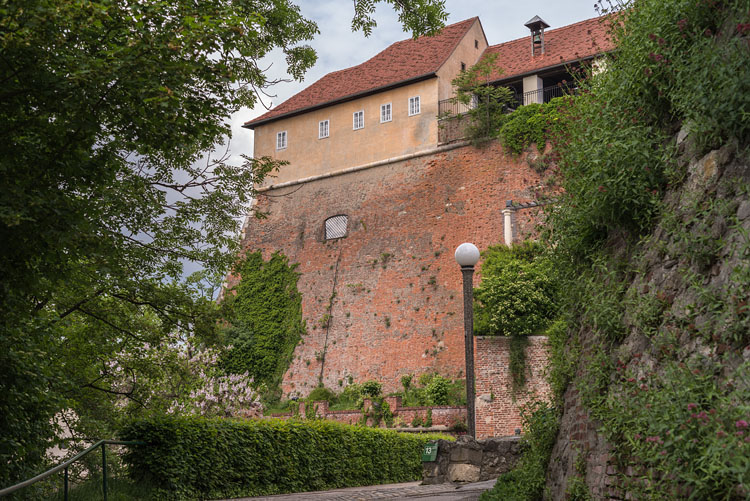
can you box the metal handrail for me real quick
[0,439,144,500]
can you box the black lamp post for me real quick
[455,242,479,439]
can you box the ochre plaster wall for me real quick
[253,79,439,186]
[234,140,547,397]
[435,19,488,102]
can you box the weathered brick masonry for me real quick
[474,336,551,439]
[236,139,546,397]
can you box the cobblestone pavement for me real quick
[223,479,497,501]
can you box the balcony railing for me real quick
[518,84,575,106]
[439,84,577,117]
[438,98,476,117]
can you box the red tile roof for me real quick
[244,18,479,128]
[483,16,615,83]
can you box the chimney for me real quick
[524,15,550,56]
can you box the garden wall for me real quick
[267,338,552,440]
[270,396,466,431]
[475,336,551,439]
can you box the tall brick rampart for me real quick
[474,336,552,439]
[235,139,547,397]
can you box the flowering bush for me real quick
[100,334,261,419]
[598,360,750,498]
[167,348,261,418]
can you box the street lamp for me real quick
[455,243,479,439]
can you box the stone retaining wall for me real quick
[422,435,522,484]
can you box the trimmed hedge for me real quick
[121,416,450,500]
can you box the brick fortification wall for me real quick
[235,140,547,397]
[474,336,552,439]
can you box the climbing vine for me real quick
[222,251,305,393]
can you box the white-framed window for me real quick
[276,130,287,150]
[325,215,348,240]
[380,103,392,123]
[319,119,329,139]
[408,96,421,116]
[353,110,364,130]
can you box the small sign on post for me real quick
[421,441,438,462]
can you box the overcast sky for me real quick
[225,0,601,164]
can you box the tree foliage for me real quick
[449,53,514,144]
[0,0,447,487]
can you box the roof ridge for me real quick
[312,17,478,79]
[244,17,480,128]
[487,15,607,50]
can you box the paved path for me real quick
[223,479,496,501]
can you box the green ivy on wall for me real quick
[222,251,305,393]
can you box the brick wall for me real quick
[233,140,548,397]
[269,399,466,430]
[474,336,552,439]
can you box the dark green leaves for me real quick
[121,416,449,499]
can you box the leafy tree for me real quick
[0,0,447,486]
[449,53,515,144]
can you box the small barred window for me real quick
[325,215,348,240]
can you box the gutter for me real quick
[244,72,438,129]
[257,140,470,192]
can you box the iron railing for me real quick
[440,84,577,116]
[0,439,144,500]
[519,84,575,105]
[438,98,475,117]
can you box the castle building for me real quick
[235,15,613,398]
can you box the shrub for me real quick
[474,242,557,337]
[361,380,382,397]
[497,98,569,155]
[425,375,450,405]
[400,374,413,392]
[417,372,435,387]
[330,382,363,410]
[480,401,559,501]
[121,416,451,500]
[595,360,750,498]
[307,385,337,404]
